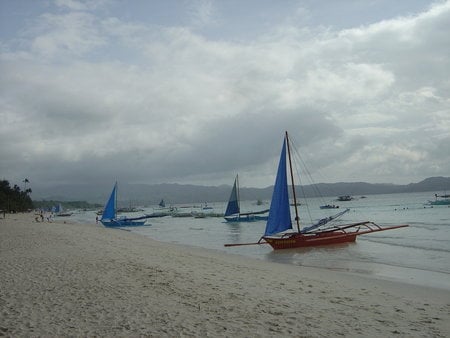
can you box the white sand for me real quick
[1,213,449,337]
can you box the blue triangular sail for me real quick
[263,138,292,236]
[225,176,240,217]
[102,183,117,220]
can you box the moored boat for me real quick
[428,193,450,205]
[53,203,73,217]
[337,195,353,201]
[320,204,339,209]
[224,174,269,222]
[225,131,408,250]
[100,182,151,227]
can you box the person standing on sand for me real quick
[46,212,53,222]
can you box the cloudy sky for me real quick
[1,0,449,190]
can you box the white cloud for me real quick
[187,0,217,28]
[29,12,105,59]
[54,0,110,12]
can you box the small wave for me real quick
[360,260,450,275]
[293,259,450,275]
[363,237,450,253]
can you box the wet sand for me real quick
[1,213,449,337]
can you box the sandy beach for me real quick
[1,213,449,337]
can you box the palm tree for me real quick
[23,178,29,191]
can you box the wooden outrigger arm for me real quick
[224,241,267,247]
[311,222,409,235]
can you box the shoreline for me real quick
[1,213,449,337]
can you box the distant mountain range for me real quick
[31,176,450,206]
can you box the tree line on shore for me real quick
[0,179,33,213]
[1,179,101,213]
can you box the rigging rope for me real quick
[288,135,345,228]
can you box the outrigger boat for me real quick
[428,193,450,206]
[53,203,73,217]
[100,182,151,227]
[319,204,339,209]
[225,132,408,250]
[224,174,269,222]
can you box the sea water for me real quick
[71,191,450,290]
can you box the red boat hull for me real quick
[224,223,408,250]
[263,231,358,250]
[262,223,409,250]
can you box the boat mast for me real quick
[114,181,118,219]
[285,131,301,233]
[236,174,240,214]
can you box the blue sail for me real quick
[263,138,292,236]
[102,183,117,220]
[225,176,240,216]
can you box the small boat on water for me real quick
[100,182,151,227]
[337,195,353,201]
[428,193,450,205]
[320,204,339,209]
[224,174,269,222]
[202,202,213,210]
[117,207,144,213]
[145,211,172,218]
[53,203,73,217]
[159,199,166,208]
[225,131,408,250]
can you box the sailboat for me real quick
[100,182,150,227]
[224,174,269,222]
[53,203,73,217]
[225,132,408,250]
